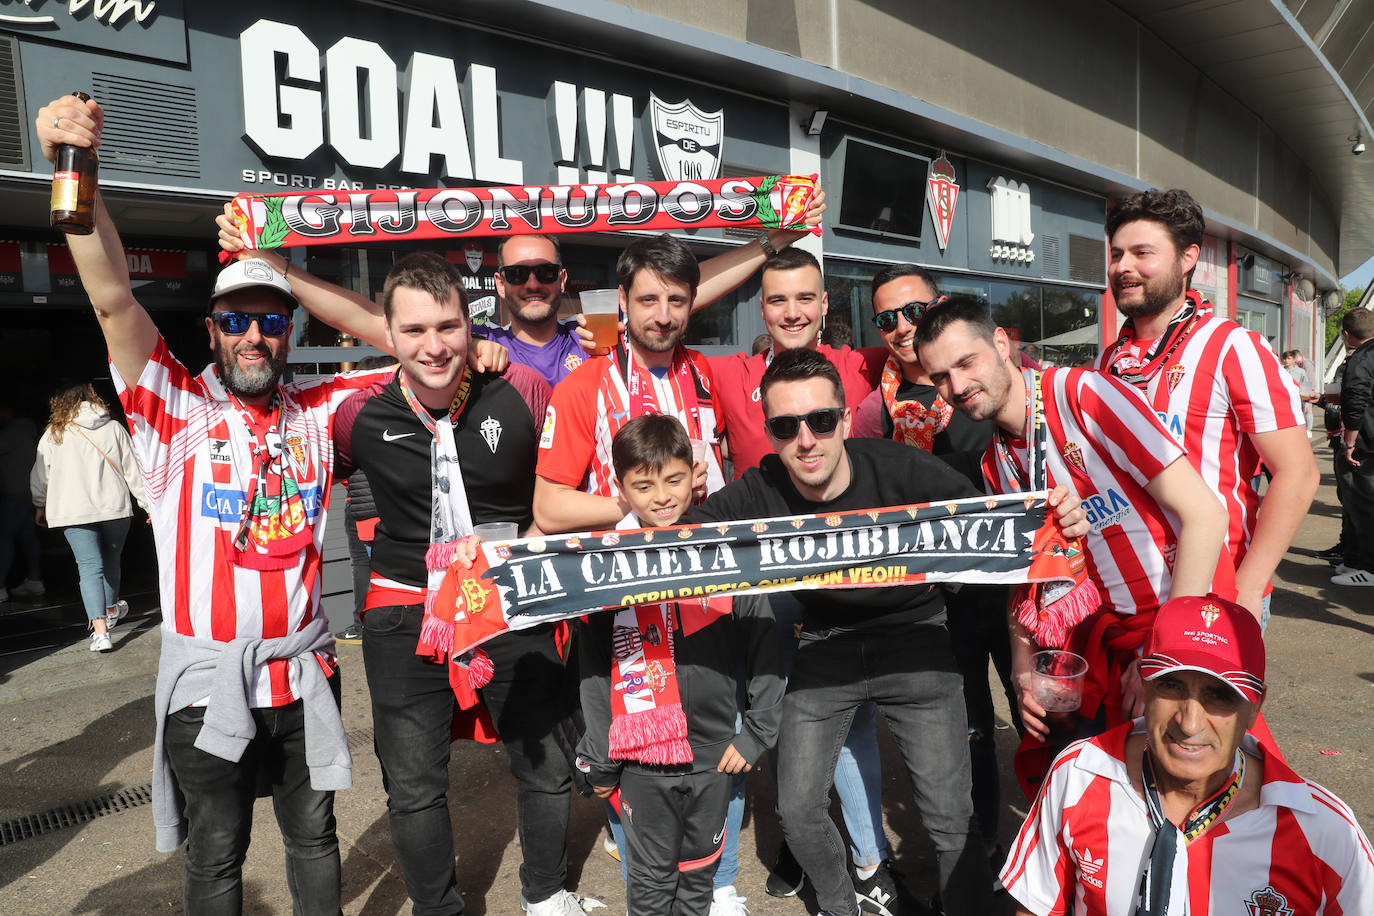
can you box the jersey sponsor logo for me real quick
[1244,886,1293,916]
[1075,845,1104,888]
[1082,488,1133,531]
[479,415,502,453]
[1165,364,1187,394]
[750,386,761,403]
[382,429,415,442]
[1062,441,1087,475]
[201,483,322,522]
[563,353,583,372]
[1155,411,1185,439]
[539,407,556,449]
[208,438,232,463]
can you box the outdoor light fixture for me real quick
[805,109,828,136]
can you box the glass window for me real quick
[825,262,877,348]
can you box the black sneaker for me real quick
[1316,544,1345,561]
[334,623,363,644]
[854,860,900,916]
[765,842,805,898]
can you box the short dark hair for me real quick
[611,414,692,480]
[871,263,939,301]
[496,234,562,267]
[381,252,467,322]
[616,234,700,296]
[1105,189,1205,257]
[913,295,998,349]
[762,247,821,277]
[759,347,844,414]
[1343,307,1374,341]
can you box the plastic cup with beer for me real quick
[689,439,710,468]
[472,522,520,543]
[580,289,621,355]
[1029,649,1088,713]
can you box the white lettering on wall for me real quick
[400,52,475,179]
[241,20,323,161]
[325,37,399,170]
[988,176,1035,264]
[0,0,158,27]
[547,80,634,184]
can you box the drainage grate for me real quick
[0,783,153,847]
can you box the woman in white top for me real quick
[30,383,147,652]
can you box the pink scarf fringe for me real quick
[609,704,693,765]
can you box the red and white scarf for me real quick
[880,356,952,451]
[225,389,312,569]
[399,367,478,661]
[608,602,693,765]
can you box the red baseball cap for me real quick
[1139,595,1266,704]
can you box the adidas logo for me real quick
[1077,846,1105,888]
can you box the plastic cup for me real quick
[579,289,621,355]
[1029,649,1088,713]
[473,522,519,542]
[689,439,710,467]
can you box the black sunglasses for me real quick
[872,299,941,333]
[213,311,290,337]
[499,262,562,284]
[764,407,845,442]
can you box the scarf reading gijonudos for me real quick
[880,356,952,451]
[397,367,477,662]
[225,388,312,569]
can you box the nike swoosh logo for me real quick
[382,430,415,442]
[712,827,725,845]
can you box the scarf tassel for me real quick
[1013,577,1102,649]
[609,704,693,766]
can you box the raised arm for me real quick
[693,187,826,311]
[35,96,158,388]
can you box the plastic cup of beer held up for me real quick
[579,289,622,356]
[472,522,520,543]
[1029,649,1088,713]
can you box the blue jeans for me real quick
[777,623,991,916]
[62,517,130,622]
[162,675,342,915]
[771,595,887,868]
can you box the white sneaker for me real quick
[11,579,45,598]
[1333,564,1354,576]
[106,600,129,629]
[90,631,112,652]
[522,889,592,916]
[1331,568,1374,586]
[710,885,749,915]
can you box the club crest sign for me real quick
[925,153,959,252]
[463,244,484,275]
[649,94,723,182]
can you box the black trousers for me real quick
[618,767,731,916]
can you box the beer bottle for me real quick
[50,91,98,235]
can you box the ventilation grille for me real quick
[91,73,200,179]
[0,36,28,169]
[1068,233,1105,284]
[1041,235,1062,278]
[0,784,152,847]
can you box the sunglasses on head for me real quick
[872,298,941,333]
[212,311,290,337]
[499,262,562,284]
[764,407,844,442]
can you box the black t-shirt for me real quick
[687,437,978,632]
[335,365,550,586]
[882,378,994,488]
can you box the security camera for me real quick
[1355,139,1367,155]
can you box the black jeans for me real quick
[363,606,572,913]
[163,674,342,916]
[777,623,993,916]
[1335,448,1374,572]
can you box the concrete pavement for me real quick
[1,437,1370,914]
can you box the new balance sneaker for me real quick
[105,600,129,630]
[1331,568,1374,586]
[90,631,112,652]
[765,843,805,898]
[854,860,900,916]
[11,579,45,599]
[522,888,591,916]
[709,885,749,916]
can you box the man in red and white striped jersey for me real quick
[34,96,490,913]
[1097,189,1318,627]
[915,296,1230,742]
[1001,595,1374,916]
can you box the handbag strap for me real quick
[70,425,125,479]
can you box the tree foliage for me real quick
[1326,286,1368,351]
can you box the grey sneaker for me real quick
[106,600,129,629]
[854,861,900,916]
[90,631,112,652]
[11,579,45,599]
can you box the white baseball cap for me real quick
[211,258,296,306]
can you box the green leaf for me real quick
[257,197,291,250]
[751,175,780,228]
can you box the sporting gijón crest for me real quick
[1245,885,1293,916]
[1165,364,1187,394]
[926,153,959,252]
[649,94,723,182]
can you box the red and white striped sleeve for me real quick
[1071,370,1184,486]
[1217,326,1304,434]
[1002,747,1080,915]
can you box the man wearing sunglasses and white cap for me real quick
[686,348,1091,916]
[36,95,401,914]
[1003,594,1374,915]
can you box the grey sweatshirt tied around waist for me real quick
[151,615,351,852]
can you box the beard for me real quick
[505,293,558,326]
[1116,260,1187,321]
[952,360,1014,422]
[216,338,287,399]
[628,320,683,354]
